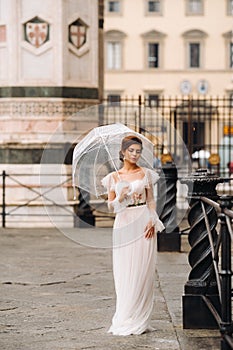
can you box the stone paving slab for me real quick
[0,228,221,350]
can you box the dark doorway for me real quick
[183,121,205,153]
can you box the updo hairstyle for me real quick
[119,135,143,162]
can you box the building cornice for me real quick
[106,69,232,74]
[0,86,99,99]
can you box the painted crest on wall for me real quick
[24,17,49,48]
[69,18,88,50]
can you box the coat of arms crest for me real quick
[69,19,88,50]
[25,17,49,48]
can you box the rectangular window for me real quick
[187,0,203,14]
[148,0,160,12]
[189,43,200,68]
[230,43,233,68]
[107,42,121,69]
[227,0,233,15]
[107,94,121,106]
[0,25,6,43]
[108,1,120,12]
[147,94,160,107]
[148,43,159,68]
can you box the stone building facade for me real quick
[0,0,101,162]
[104,0,233,100]
[0,0,103,227]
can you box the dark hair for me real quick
[119,135,143,162]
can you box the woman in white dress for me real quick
[101,135,164,336]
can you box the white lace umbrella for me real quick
[72,123,154,197]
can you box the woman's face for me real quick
[123,143,142,164]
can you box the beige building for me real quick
[104,0,233,101]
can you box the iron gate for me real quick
[101,95,233,177]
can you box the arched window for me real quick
[105,30,126,70]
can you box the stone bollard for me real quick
[181,169,223,329]
[157,162,180,251]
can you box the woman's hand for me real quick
[144,219,155,239]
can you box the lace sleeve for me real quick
[145,168,159,188]
[101,173,115,193]
[145,168,165,232]
[101,173,130,213]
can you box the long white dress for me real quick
[102,168,164,336]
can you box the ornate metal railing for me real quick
[182,169,233,350]
[201,195,233,350]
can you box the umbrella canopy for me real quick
[72,123,154,197]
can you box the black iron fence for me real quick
[0,170,75,227]
[0,170,113,228]
[101,95,233,177]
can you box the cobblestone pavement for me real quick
[0,228,220,350]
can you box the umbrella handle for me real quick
[73,185,77,200]
[100,134,121,181]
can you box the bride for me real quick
[101,135,164,336]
